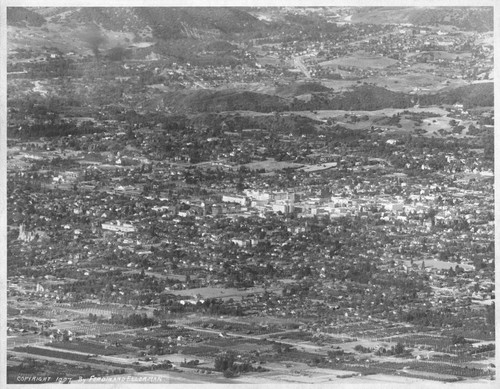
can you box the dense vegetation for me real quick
[7,7,46,27]
[136,7,265,40]
[353,7,493,32]
[161,84,493,113]
[421,82,494,109]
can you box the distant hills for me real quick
[351,7,493,32]
[421,82,494,108]
[135,8,265,40]
[7,7,494,115]
[160,83,493,114]
[11,7,265,40]
[7,7,46,27]
[11,6,492,39]
[205,40,239,52]
[276,82,332,97]
[162,90,287,113]
[8,6,493,58]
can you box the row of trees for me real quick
[214,351,264,378]
[88,312,157,328]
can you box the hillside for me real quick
[55,8,149,33]
[351,7,493,32]
[288,85,413,111]
[186,112,321,136]
[7,7,46,27]
[161,82,494,114]
[421,82,494,108]
[205,40,239,52]
[409,7,493,32]
[12,7,265,40]
[162,90,288,113]
[135,7,265,40]
[276,82,331,97]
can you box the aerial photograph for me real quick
[5,5,495,385]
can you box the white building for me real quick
[222,194,248,206]
[102,221,136,233]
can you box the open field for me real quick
[290,107,449,120]
[319,54,398,69]
[256,55,281,67]
[420,116,479,138]
[222,82,277,94]
[300,162,338,173]
[364,73,468,93]
[408,50,473,61]
[349,373,436,384]
[318,79,360,92]
[242,159,303,171]
[8,301,494,384]
[8,24,135,56]
[285,107,479,138]
[167,285,281,300]
[404,259,475,271]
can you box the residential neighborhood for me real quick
[6,6,495,385]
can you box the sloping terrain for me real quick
[7,7,46,27]
[136,7,265,40]
[8,7,266,58]
[18,7,265,38]
[421,82,494,108]
[162,89,289,113]
[351,7,493,32]
[158,82,494,114]
[205,40,239,52]
[275,82,332,97]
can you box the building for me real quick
[272,203,294,214]
[273,191,295,203]
[384,203,404,212]
[102,221,136,233]
[222,194,249,206]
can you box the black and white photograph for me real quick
[3,1,497,386]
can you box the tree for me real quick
[107,46,130,62]
[394,342,405,355]
[236,179,246,192]
[223,369,236,378]
[214,352,235,372]
[451,334,467,345]
[80,28,107,59]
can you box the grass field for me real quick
[403,259,470,271]
[407,51,472,61]
[167,285,282,301]
[291,107,449,120]
[256,56,281,66]
[318,80,359,92]
[242,159,303,172]
[365,73,461,93]
[420,117,479,138]
[319,54,398,69]
[8,24,134,56]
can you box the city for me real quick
[6,6,495,385]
